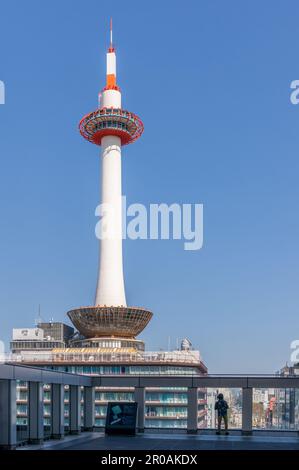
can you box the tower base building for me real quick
[9,330,208,430]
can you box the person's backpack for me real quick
[217,399,228,416]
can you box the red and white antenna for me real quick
[108,17,114,52]
[110,18,113,49]
[105,18,117,89]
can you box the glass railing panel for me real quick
[206,388,242,430]
[94,387,134,429]
[252,388,299,430]
[64,385,70,433]
[43,384,52,438]
[16,380,29,443]
[145,387,188,429]
[80,386,84,427]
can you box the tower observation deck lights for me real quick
[68,21,152,341]
[79,108,144,146]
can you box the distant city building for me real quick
[37,322,74,343]
[10,323,74,356]
[276,363,299,430]
[251,364,299,430]
[279,363,299,376]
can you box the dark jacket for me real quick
[215,399,229,416]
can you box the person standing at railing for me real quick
[215,393,229,435]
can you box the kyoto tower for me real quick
[67,21,153,346]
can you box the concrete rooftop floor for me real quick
[18,431,299,451]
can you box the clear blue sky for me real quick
[0,0,298,373]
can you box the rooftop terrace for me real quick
[1,363,299,450]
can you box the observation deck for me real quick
[79,107,144,146]
[67,306,153,339]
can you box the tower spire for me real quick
[110,18,113,49]
[105,18,118,90]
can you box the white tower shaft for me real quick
[95,42,126,307]
[95,135,126,306]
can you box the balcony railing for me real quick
[1,363,299,449]
[7,350,203,366]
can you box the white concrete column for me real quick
[242,387,253,435]
[0,379,17,449]
[83,387,95,431]
[29,381,44,444]
[51,384,64,439]
[187,387,198,434]
[69,385,81,434]
[95,135,126,307]
[134,387,145,432]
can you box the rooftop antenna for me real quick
[110,18,113,47]
[34,304,43,326]
[109,17,114,52]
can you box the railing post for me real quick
[187,387,198,434]
[51,384,65,439]
[134,387,145,433]
[242,387,253,435]
[83,386,95,431]
[69,385,81,434]
[0,379,17,449]
[29,381,44,444]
